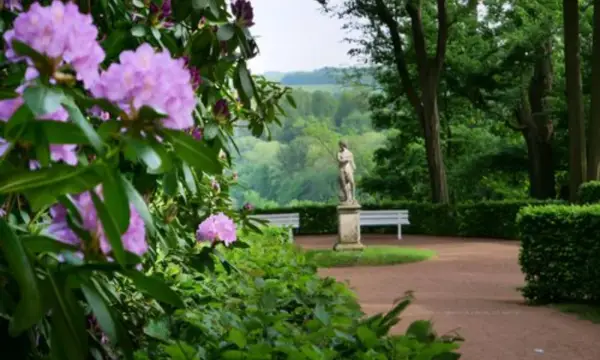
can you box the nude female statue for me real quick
[337,140,357,204]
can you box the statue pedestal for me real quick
[334,203,364,251]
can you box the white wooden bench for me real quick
[252,213,300,242]
[360,210,410,239]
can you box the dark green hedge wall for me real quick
[578,181,600,204]
[253,200,563,239]
[517,204,600,304]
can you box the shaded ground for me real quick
[296,234,600,360]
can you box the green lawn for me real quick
[304,246,436,268]
[554,304,600,323]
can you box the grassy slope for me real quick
[305,246,436,268]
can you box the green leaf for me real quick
[221,350,245,360]
[163,343,197,359]
[81,281,118,343]
[173,0,193,21]
[61,97,104,153]
[189,247,215,273]
[5,103,35,138]
[0,219,43,335]
[285,93,297,108]
[102,168,131,234]
[356,326,378,348]
[125,136,172,174]
[34,126,51,167]
[138,105,167,122]
[121,176,156,236]
[25,170,102,211]
[22,86,64,116]
[144,318,170,342]
[203,123,219,140]
[131,24,147,37]
[122,270,184,307]
[192,0,208,10]
[227,328,247,348]
[48,274,88,360]
[162,169,178,196]
[181,162,197,194]
[22,235,79,253]
[217,24,236,41]
[0,164,95,193]
[38,121,89,144]
[0,88,19,100]
[163,129,222,174]
[314,304,330,325]
[91,191,126,265]
[237,61,254,100]
[11,40,53,79]
[406,320,434,343]
[101,29,129,60]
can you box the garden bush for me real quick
[132,227,462,359]
[517,204,600,304]
[0,1,461,358]
[578,181,600,203]
[254,200,562,239]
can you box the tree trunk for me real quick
[421,90,449,203]
[526,40,555,198]
[588,0,600,180]
[563,0,587,201]
[522,129,555,198]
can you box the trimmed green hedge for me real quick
[253,200,563,239]
[517,204,600,304]
[579,181,600,203]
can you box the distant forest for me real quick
[263,67,375,87]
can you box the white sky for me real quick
[247,0,358,74]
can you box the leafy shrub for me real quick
[578,181,600,203]
[254,200,561,239]
[517,204,600,304]
[133,227,462,359]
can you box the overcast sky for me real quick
[247,0,358,74]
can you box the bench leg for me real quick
[288,227,294,243]
[397,225,402,240]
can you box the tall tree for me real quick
[588,0,600,180]
[318,0,477,203]
[563,0,587,200]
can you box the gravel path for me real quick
[296,234,600,360]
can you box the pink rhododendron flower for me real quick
[3,1,105,89]
[0,94,78,165]
[48,186,148,257]
[90,43,196,130]
[2,0,22,12]
[196,213,237,246]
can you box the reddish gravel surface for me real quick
[296,234,600,360]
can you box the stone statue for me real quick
[337,140,357,204]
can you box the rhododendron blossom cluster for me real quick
[196,213,237,246]
[48,187,148,257]
[3,1,105,89]
[90,43,196,130]
[0,94,78,166]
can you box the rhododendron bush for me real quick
[0,0,291,358]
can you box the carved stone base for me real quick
[334,203,363,251]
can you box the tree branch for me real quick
[373,0,422,111]
[405,0,428,76]
[435,0,449,73]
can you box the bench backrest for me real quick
[253,213,300,228]
[360,210,409,225]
